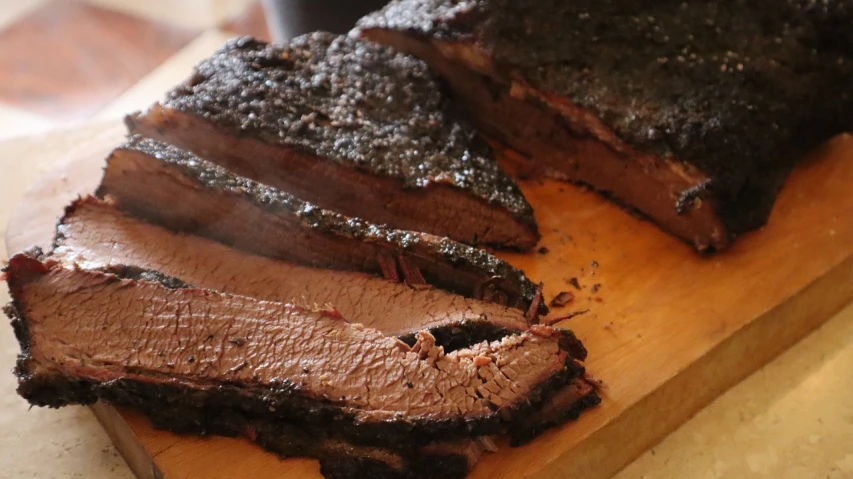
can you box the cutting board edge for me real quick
[526,249,853,479]
[90,402,163,479]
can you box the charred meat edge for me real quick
[126,33,539,250]
[96,137,547,317]
[509,378,601,446]
[6,255,582,448]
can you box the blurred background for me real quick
[0,0,385,141]
[0,0,266,140]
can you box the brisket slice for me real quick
[50,198,595,440]
[357,0,853,251]
[52,196,531,350]
[6,254,583,448]
[50,198,597,439]
[41,199,594,474]
[125,33,539,250]
[96,137,546,316]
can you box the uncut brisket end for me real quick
[52,196,531,349]
[6,255,582,447]
[358,0,853,250]
[126,32,539,250]
[96,137,546,316]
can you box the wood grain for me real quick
[5,130,853,479]
[0,0,197,120]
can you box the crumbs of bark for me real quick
[567,277,581,290]
[591,283,601,294]
[549,291,575,308]
[538,246,549,255]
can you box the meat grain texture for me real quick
[6,255,588,448]
[54,197,531,347]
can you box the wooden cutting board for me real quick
[5,128,853,479]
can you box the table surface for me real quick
[0,1,851,477]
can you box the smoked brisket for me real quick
[1,22,620,479]
[358,0,853,250]
[6,254,584,448]
[126,33,539,250]
[52,196,533,349]
[26,199,595,477]
[95,137,546,316]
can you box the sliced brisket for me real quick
[50,198,595,449]
[357,0,853,250]
[126,33,539,250]
[32,198,595,477]
[52,196,530,348]
[95,137,546,316]
[6,254,582,448]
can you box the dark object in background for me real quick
[261,0,388,41]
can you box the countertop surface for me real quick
[0,1,851,477]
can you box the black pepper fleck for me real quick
[567,277,581,290]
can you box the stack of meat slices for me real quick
[126,33,539,251]
[5,33,598,479]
